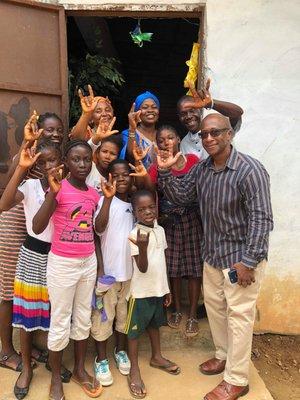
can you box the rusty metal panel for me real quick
[0,0,68,193]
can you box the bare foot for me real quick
[49,376,64,400]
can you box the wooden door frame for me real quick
[0,0,69,129]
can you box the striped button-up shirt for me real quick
[158,146,273,269]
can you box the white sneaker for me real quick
[94,357,113,386]
[114,348,131,375]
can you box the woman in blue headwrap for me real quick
[120,91,160,168]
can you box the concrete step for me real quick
[1,316,274,400]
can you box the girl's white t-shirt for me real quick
[95,196,134,281]
[86,162,105,195]
[18,179,53,243]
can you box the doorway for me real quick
[67,15,201,136]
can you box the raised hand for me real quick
[129,228,150,251]
[19,141,41,170]
[94,116,119,142]
[100,173,117,198]
[132,140,150,162]
[186,78,212,109]
[156,141,183,170]
[128,103,141,133]
[78,84,99,114]
[24,111,42,142]
[129,161,147,177]
[48,165,64,193]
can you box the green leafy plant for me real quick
[68,30,125,126]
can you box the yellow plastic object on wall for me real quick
[184,43,200,95]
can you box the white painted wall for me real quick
[205,0,300,333]
[35,0,300,333]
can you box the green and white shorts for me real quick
[125,296,167,339]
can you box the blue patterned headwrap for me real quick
[134,91,160,112]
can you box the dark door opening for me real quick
[67,16,201,136]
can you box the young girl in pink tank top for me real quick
[33,140,103,400]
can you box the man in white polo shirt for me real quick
[178,80,243,159]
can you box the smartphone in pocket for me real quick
[228,269,238,284]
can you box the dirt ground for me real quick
[251,334,300,400]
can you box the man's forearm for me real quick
[242,168,273,268]
[212,100,243,128]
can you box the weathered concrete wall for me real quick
[33,0,300,334]
[204,0,300,334]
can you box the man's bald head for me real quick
[200,113,233,132]
[199,113,234,159]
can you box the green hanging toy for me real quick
[130,19,153,47]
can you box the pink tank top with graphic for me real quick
[51,179,100,258]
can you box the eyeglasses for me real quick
[199,128,229,140]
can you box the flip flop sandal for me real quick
[71,377,103,398]
[185,317,199,338]
[45,363,72,383]
[127,376,146,399]
[0,353,37,372]
[150,359,181,375]
[14,372,33,400]
[167,312,183,329]
[31,348,48,363]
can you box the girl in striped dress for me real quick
[0,140,63,399]
[0,112,64,372]
[147,125,203,338]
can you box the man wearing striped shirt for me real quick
[158,113,273,400]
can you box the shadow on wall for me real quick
[0,97,30,173]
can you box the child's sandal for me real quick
[167,312,183,329]
[185,317,199,338]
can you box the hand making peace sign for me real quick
[100,173,117,199]
[48,165,64,193]
[78,84,100,114]
[129,161,147,178]
[132,140,150,162]
[94,116,119,142]
[19,141,41,170]
[24,111,42,143]
[156,140,183,170]
[128,103,141,133]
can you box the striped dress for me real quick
[12,179,52,331]
[13,236,51,331]
[0,167,42,302]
